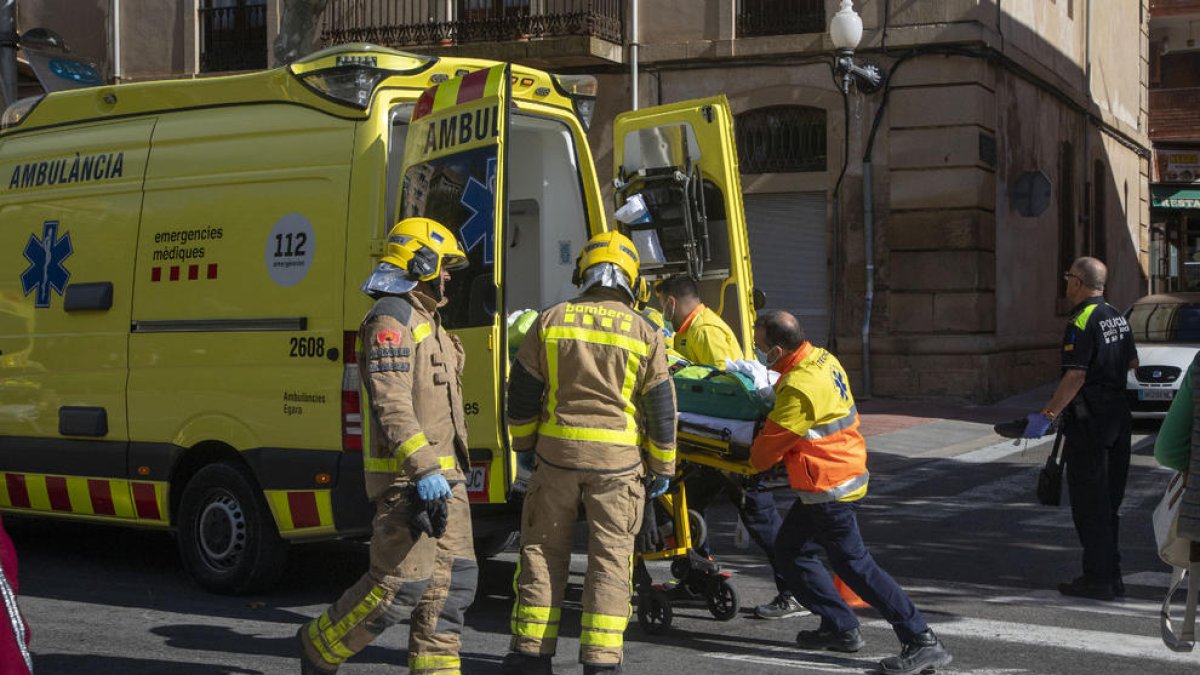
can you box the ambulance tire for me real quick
[177,462,289,595]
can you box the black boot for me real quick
[1058,576,1115,601]
[297,626,338,675]
[879,629,952,675]
[583,664,622,675]
[501,652,554,675]
[795,626,865,653]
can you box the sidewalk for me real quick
[857,383,1058,460]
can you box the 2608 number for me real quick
[289,336,325,358]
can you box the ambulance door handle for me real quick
[59,406,108,437]
[64,282,114,312]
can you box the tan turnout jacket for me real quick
[358,290,469,502]
[509,288,676,476]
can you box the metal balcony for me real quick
[320,0,623,50]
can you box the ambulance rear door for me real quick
[399,64,510,504]
[613,96,756,355]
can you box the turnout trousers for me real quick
[1062,403,1132,585]
[511,462,645,667]
[300,483,477,674]
[775,499,929,642]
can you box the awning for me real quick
[1152,185,1200,209]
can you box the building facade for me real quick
[9,1,1152,402]
[1148,0,1200,293]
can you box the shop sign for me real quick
[1164,152,1200,183]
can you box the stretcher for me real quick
[633,414,764,634]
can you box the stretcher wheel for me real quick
[687,509,707,550]
[637,591,673,634]
[705,577,739,621]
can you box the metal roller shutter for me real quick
[745,192,829,346]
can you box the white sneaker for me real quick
[754,593,811,620]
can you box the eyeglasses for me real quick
[1063,272,1082,283]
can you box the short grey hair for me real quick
[1072,256,1107,291]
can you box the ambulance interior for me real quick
[615,122,744,353]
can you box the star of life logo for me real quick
[20,220,73,308]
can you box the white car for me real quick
[1125,293,1200,419]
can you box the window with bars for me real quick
[735,106,827,174]
[736,0,825,38]
[199,0,268,73]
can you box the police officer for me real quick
[1023,256,1138,600]
[655,274,803,620]
[299,218,476,675]
[502,231,677,675]
[751,310,951,675]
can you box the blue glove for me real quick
[647,474,671,498]
[416,473,452,502]
[517,451,537,473]
[1021,412,1054,439]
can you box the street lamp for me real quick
[830,0,884,94]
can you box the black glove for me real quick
[407,486,450,539]
[635,491,662,553]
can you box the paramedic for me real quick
[503,231,677,675]
[1022,256,1137,600]
[299,218,476,675]
[656,275,801,620]
[750,310,951,675]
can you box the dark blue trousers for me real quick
[775,499,928,642]
[1062,404,1131,585]
[687,467,786,593]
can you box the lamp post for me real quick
[830,0,884,94]
[828,0,885,398]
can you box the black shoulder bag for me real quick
[1036,427,1066,507]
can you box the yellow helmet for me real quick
[381,217,468,282]
[573,230,640,288]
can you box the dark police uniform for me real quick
[1060,295,1137,590]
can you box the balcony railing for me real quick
[199,2,268,73]
[736,0,825,38]
[1150,0,1200,17]
[320,0,623,49]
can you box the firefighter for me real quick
[750,310,951,675]
[298,217,476,675]
[502,231,677,675]
[656,274,742,366]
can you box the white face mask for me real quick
[756,346,782,368]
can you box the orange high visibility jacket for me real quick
[674,304,743,367]
[750,342,868,503]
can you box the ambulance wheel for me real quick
[177,462,288,594]
[637,592,673,635]
[706,578,739,621]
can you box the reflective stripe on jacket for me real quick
[358,291,468,502]
[750,342,868,503]
[508,288,676,475]
[674,304,744,367]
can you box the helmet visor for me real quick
[361,262,418,298]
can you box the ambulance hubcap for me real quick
[197,491,246,571]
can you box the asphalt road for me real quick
[11,424,1200,674]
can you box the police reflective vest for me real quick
[749,342,868,503]
[674,304,743,367]
[358,290,469,502]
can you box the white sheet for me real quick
[677,411,758,446]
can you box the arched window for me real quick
[734,106,827,174]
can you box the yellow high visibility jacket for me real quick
[674,304,743,367]
[358,290,469,502]
[750,342,868,504]
[507,288,677,476]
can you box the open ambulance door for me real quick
[613,96,757,355]
[399,64,511,506]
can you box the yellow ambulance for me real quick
[0,43,757,593]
